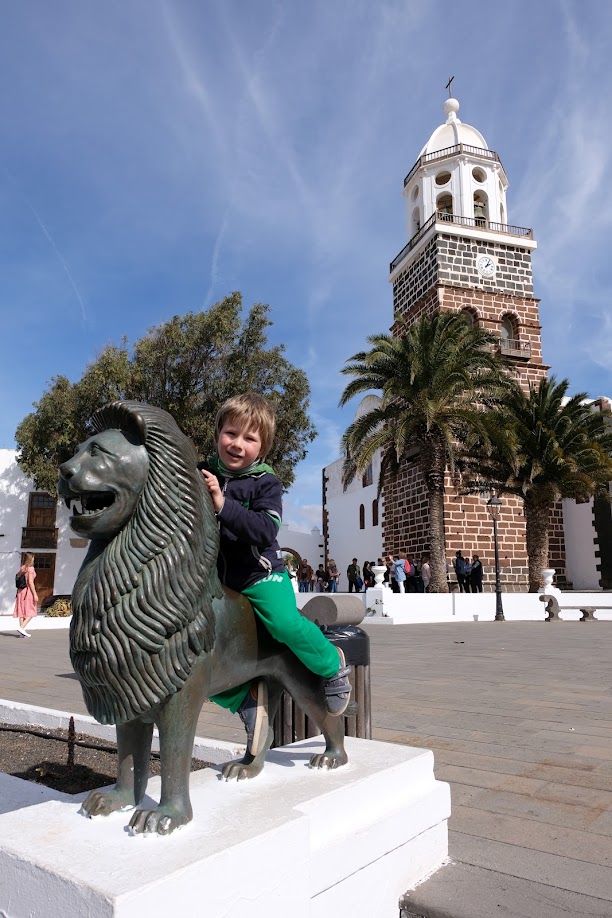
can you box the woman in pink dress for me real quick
[13,553,38,638]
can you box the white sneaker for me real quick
[17,627,31,638]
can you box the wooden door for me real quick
[22,553,56,609]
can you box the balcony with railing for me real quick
[21,527,58,549]
[390,211,533,273]
[404,144,503,187]
[499,337,531,359]
[436,212,532,238]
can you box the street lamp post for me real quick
[486,495,505,622]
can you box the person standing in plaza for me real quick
[327,558,339,593]
[454,550,469,592]
[13,553,38,638]
[421,554,431,592]
[404,552,418,593]
[393,554,407,593]
[315,563,329,592]
[298,558,313,593]
[347,558,361,593]
[387,555,398,591]
[470,554,484,593]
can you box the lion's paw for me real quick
[81,788,135,818]
[129,805,190,836]
[309,750,348,770]
[221,758,264,782]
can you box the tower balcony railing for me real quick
[499,337,531,359]
[390,212,533,273]
[404,143,503,187]
[390,214,436,272]
[437,212,533,238]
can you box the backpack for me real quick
[15,570,27,590]
[404,559,413,577]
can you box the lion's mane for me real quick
[70,401,223,725]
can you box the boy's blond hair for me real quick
[215,392,276,460]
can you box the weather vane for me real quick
[445,75,455,97]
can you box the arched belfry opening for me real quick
[437,193,453,221]
[473,192,488,226]
[500,314,516,343]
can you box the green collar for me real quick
[208,454,275,479]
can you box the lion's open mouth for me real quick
[63,492,115,517]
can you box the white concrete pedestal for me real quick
[0,736,449,918]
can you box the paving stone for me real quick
[452,805,612,866]
[402,860,612,918]
[450,832,612,901]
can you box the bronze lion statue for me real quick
[58,401,347,835]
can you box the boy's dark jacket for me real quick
[198,456,285,592]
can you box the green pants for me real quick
[211,571,340,713]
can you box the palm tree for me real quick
[462,377,612,591]
[339,312,514,592]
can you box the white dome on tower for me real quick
[419,98,488,156]
[397,95,511,251]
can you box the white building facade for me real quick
[0,449,87,615]
[323,396,385,586]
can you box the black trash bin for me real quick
[272,623,371,746]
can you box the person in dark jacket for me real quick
[347,558,361,592]
[454,550,469,592]
[199,393,351,752]
[470,554,484,593]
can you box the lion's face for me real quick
[58,428,149,541]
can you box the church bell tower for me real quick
[383,95,567,590]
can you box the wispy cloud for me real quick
[2,166,88,325]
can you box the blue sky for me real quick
[1,1,612,530]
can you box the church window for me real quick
[412,207,421,236]
[435,171,451,186]
[372,500,379,527]
[461,309,476,326]
[362,462,373,487]
[472,167,486,183]
[411,185,419,201]
[359,504,365,530]
[437,193,453,221]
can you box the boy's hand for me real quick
[200,469,225,514]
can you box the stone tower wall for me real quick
[383,228,567,591]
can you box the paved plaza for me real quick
[2,620,612,916]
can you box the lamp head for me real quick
[487,495,503,521]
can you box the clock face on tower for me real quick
[476,254,496,278]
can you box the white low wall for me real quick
[4,590,611,632]
[357,588,612,624]
[0,613,73,631]
[0,698,245,765]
